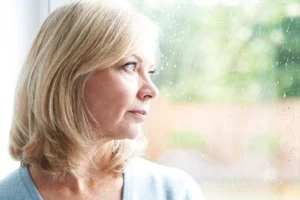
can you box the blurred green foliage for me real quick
[167,130,207,149]
[130,0,300,103]
[247,134,280,155]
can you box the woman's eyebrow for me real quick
[149,65,156,71]
[132,54,143,62]
[132,54,156,70]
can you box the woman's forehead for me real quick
[127,38,157,63]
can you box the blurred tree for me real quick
[130,0,300,103]
[275,17,300,98]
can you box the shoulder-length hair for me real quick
[9,0,159,179]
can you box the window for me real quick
[131,0,300,199]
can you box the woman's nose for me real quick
[137,78,159,101]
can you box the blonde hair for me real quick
[9,0,159,179]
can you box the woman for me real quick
[0,1,204,199]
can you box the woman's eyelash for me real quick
[148,70,156,76]
[123,61,156,76]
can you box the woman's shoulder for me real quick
[125,158,205,200]
[0,166,41,200]
[129,157,190,180]
[0,167,22,200]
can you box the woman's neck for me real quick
[29,165,124,199]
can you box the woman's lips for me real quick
[129,110,147,115]
[128,110,147,122]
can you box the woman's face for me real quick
[84,49,159,140]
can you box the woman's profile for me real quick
[0,1,204,199]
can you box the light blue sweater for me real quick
[0,158,204,200]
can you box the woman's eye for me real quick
[123,61,137,72]
[148,69,156,77]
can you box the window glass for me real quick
[130,0,300,199]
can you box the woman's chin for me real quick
[123,129,142,140]
[103,124,143,140]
